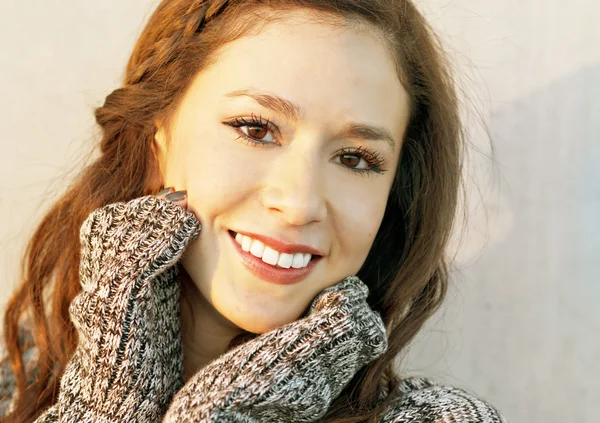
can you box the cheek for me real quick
[179,132,257,208]
[336,191,388,274]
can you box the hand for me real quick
[163,275,388,423]
[35,188,201,422]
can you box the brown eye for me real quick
[247,126,269,140]
[340,154,360,168]
[334,146,387,176]
[225,115,277,144]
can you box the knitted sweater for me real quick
[0,196,507,422]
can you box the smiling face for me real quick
[155,10,411,334]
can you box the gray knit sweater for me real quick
[0,196,507,422]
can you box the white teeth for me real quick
[241,235,253,252]
[249,239,265,258]
[277,253,294,269]
[233,232,313,269]
[261,247,279,265]
[303,253,311,267]
[291,253,304,269]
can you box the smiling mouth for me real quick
[227,230,323,285]
[228,230,322,262]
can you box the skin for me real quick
[154,10,411,382]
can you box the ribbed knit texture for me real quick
[0,195,507,422]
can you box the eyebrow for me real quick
[225,89,396,153]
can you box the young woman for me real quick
[0,0,507,422]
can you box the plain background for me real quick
[0,1,598,422]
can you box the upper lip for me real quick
[230,230,324,256]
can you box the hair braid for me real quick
[97,0,232,147]
[126,0,230,86]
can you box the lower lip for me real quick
[228,230,322,285]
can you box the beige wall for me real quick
[1,1,598,422]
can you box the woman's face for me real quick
[156,11,411,334]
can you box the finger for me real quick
[157,186,175,198]
[165,190,188,210]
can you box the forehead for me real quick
[190,10,411,143]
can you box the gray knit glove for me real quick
[35,195,201,422]
[163,275,388,423]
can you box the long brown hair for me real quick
[1,1,466,421]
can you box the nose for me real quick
[260,140,327,226]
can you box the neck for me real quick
[178,264,243,383]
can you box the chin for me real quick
[224,306,302,335]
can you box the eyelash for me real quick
[223,114,387,176]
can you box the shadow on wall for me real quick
[488,60,600,280]
[404,61,600,423]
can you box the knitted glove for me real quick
[163,275,388,423]
[35,195,201,422]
